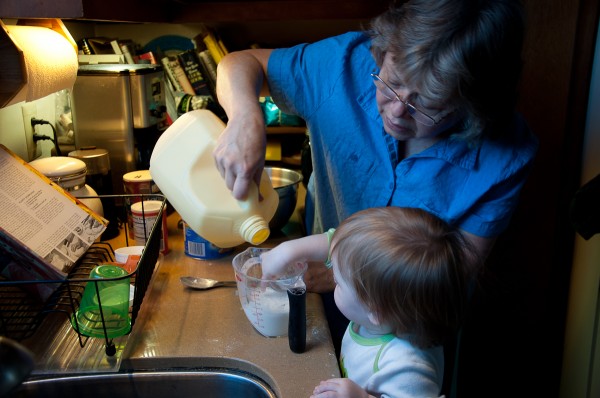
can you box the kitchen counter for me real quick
[16,183,340,398]
[120,209,341,397]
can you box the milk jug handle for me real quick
[287,285,306,353]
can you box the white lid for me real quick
[29,156,87,189]
[131,200,163,214]
[123,170,152,183]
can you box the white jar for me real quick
[29,156,104,217]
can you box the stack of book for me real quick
[75,29,229,124]
[76,37,158,65]
[161,27,227,123]
[110,39,157,64]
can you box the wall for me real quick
[0,93,62,160]
[560,18,600,398]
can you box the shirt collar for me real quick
[415,135,480,170]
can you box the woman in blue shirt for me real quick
[213,0,538,348]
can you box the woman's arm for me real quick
[214,49,273,201]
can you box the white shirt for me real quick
[340,321,444,398]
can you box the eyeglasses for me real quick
[370,73,440,126]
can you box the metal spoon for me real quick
[180,276,237,290]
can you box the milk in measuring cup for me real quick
[241,286,289,337]
[233,247,307,338]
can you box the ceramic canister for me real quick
[29,156,104,217]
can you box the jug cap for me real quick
[240,215,271,245]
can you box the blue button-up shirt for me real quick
[268,32,538,238]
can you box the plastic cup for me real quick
[71,265,131,339]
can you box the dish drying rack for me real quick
[0,194,166,362]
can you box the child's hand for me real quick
[260,241,303,280]
[310,378,372,398]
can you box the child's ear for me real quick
[368,311,381,326]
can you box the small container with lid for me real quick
[29,156,104,217]
[130,199,169,254]
[123,170,161,239]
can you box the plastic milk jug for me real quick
[149,109,279,248]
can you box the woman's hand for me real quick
[310,378,373,398]
[304,262,335,293]
[213,114,266,201]
[214,49,273,201]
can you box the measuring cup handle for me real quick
[287,287,306,353]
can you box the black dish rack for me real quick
[0,194,166,357]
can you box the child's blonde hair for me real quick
[331,207,476,348]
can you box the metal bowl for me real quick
[265,167,303,231]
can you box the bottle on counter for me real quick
[149,109,279,248]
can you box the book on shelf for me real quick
[0,145,107,300]
[197,49,218,97]
[164,55,195,96]
[78,54,125,65]
[177,49,213,97]
[163,77,179,124]
[119,41,137,64]
[160,56,184,92]
[110,39,123,55]
[109,39,138,64]
[137,51,157,65]
[84,37,115,54]
[191,34,217,98]
[198,27,228,64]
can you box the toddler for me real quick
[261,207,475,397]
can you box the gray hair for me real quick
[368,0,525,142]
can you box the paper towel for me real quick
[5,25,78,106]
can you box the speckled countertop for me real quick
[120,201,341,398]
[19,186,340,398]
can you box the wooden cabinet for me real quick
[0,0,388,22]
[0,0,165,22]
[167,0,388,23]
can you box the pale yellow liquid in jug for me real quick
[149,109,279,248]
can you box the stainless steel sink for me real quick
[9,369,277,398]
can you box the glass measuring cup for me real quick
[232,247,307,339]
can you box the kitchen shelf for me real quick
[266,126,306,135]
[0,194,165,367]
